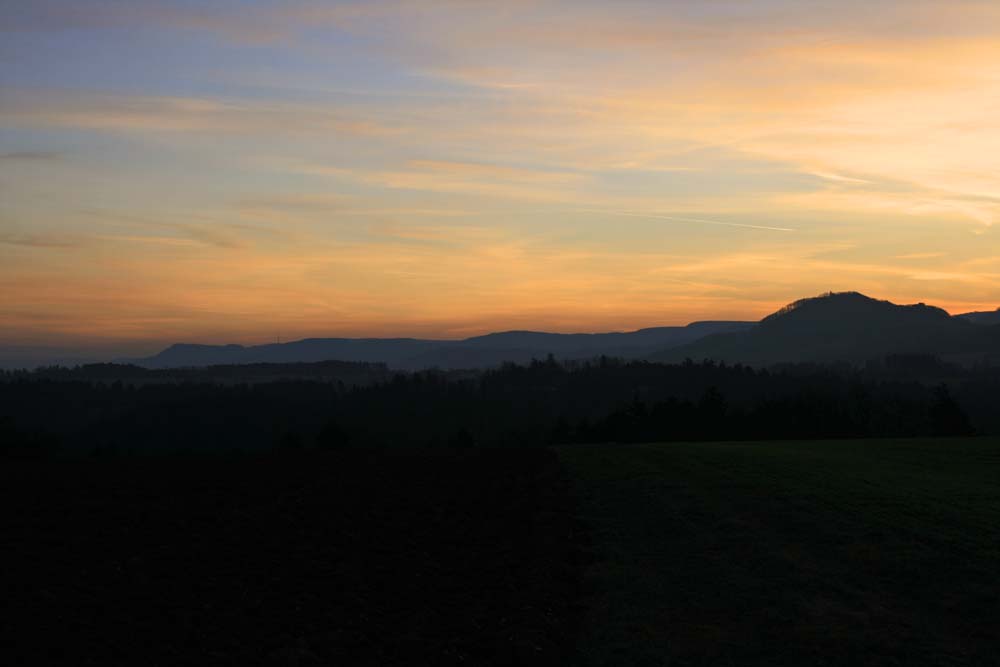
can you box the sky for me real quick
[2,0,1000,354]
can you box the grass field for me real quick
[4,439,999,665]
[558,438,1000,666]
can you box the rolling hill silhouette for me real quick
[127,293,1000,370]
[130,322,752,370]
[958,308,1000,326]
[656,292,1000,366]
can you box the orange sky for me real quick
[2,1,999,350]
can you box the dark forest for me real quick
[2,354,992,459]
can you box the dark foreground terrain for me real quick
[2,449,583,666]
[560,438,1000,666]
[4,438,1000,666]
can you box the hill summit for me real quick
[761,291,951,325]
[657,291,997,366]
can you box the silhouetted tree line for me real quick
[0,356,990,458]
[553,383,973,444]
[12,360,394,385]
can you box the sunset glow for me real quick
[3,1,1000,352]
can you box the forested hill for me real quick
[656,292,1000,366]
[958,308,1000,325]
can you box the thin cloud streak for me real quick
[0,233,84,248]
[0,151,64,161]
[574,209,797,233]
[0,90,400,137]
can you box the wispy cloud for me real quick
[895,252,946,260]
[0,91,399,137]
[4,1,1000,341]
[408,159,583,184]
[80,209,254,249]
[0,233,84,248]
[0,151,64,161]
[291,159,590,202]
[574,209,796,233]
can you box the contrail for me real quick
[574,208,796,232]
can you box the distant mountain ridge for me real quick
[129,321,754,370]
[125,292,1000,370]
[655,292,1000,366]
